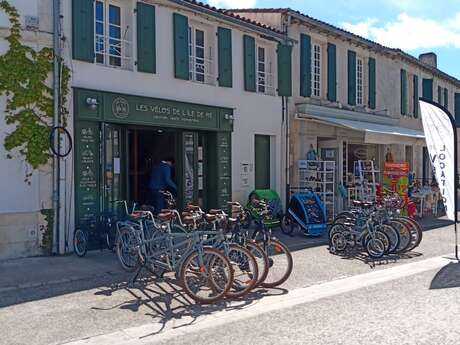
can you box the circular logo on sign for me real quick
[112,97,130,119]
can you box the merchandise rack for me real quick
[298,160,336,222]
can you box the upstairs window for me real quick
[94,1,131,68]
[356,57,364,105]
[311,43,321,97]
[256,44,275,95]
[188,23,214,85]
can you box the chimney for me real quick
[419,52,437,68]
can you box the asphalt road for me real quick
[0,225,458,345]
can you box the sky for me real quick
[206,0,460,79]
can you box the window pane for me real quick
[196,46,204,59]
[258,47,265,62]
[109,5,121,26]
[195,29,204,47]
[96,1,104,21]
[109,25,121,39]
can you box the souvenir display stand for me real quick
[348,160,380,205]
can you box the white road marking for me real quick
[60,254,456,345]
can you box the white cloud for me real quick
[342,13,460,50]
[341,18,378,38]
[207,0,256,9]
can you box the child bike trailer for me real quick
[246,189,283,228]
[282,191,327,236]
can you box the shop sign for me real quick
[104,93,222,130]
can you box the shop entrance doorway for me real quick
[127,128,177,206]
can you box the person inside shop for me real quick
[149,156,177,214]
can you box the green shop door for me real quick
[102,124,125,213]
[255,135,271,189]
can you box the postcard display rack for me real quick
[298,160,336,223]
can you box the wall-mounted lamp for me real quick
[224,114,235,121]
[86,97,99,111]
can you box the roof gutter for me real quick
[168,0,295,43]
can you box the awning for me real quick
[296,113,425,145]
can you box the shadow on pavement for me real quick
[92,273,288,337]
[430,262,460,289]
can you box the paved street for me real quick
[0,224,458,345]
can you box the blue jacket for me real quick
[149,161,177,191]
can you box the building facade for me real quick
[231,8,460,216]
[0,0,292,258]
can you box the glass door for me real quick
[182,132,198,206]
[102,123,125,214]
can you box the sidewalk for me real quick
[0,216,452,307]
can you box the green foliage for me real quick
[40,208,53,255]
[0,1,70,181]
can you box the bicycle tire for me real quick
[388,219,412,253]
[365,237,386,259]
[224,244,259,299]
[246,241,269,287]
[116,227,140,272]
[378,223,400,254]
[330,231,348,252]
[260,239,293,288]
[280,214,295,235]
[180,247,233,304]
[399,217,423,251]
[49,126,73,158]
[73,228,88,257]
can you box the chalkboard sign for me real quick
[74,122,100,229]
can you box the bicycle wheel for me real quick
[225,244,259,299]
[246,241,269,287]
[398,217,423,251]
[388,219,412,253]
[260,239,293,288]
[180,247,233,304]
[365,237,386,259]
[364,230,390,258]
[330,231,348,253]
[116,227,140,272]
[378,223,400,254]
[280,214,297,235]
[49,126,73,157]
[73,228,87,257]
[328,223,346,240]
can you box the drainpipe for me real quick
[282,12,291,210]
[52,0,61,255]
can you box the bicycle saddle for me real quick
[183,216,194,224]
[228,217,237,225]
[158,212,173,222]
[205,214,217,222]
[186,204,201,211]
[209,209,224,214]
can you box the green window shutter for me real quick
[277,44,292,97]
[368,57,376,109]
[422,78,433,101]
[243,35,256,92]
[217,27,233,88]
[72,0,94,62]
[327,43,337,102]
[444,88,448,109]
[136,2,156,74]
[455,93,460,127]
[300,34,311,97]
[347,50,357,106]
[438,86,442,104]
[400,69,407,115]
[173,13,189,80]
[413,75,419,118]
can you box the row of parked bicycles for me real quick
[328,193,423,259]
[74,192,293,304]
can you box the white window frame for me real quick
[188,23,214,85]
[311,43,321,97]
[356,57,364,106]
[94,0,131,69]
[256,43,275,95]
